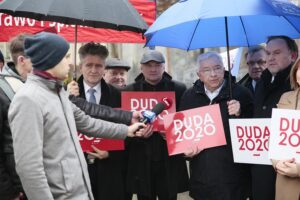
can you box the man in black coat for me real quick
[180,51,253,200]
[70,42,132,200]
[125,50,189,200]
[0,34,32,200]
[251,36,298,200]
[238,45,267,95]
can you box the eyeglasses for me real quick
[247,60,266,67]
[200,66,224,75]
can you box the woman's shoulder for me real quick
[277,90,298,109]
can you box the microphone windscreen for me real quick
[151,102,166,116]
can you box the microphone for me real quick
[139,97,173,124]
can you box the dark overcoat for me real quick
[78,76,129,200]
[125,72,189,198]
[180,77,253,200]
[251,66,292,200]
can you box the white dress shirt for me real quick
[83,81,101,104]
[204,81,224,102]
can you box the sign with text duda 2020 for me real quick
[77,108,124,152]
[269,108,300,162]
[164,104,226,156]
[229,118,272,165]
[78,133,124,152]
[121,91,176,132]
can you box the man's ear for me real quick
[291,51,298,62]
[196,71,201,80]
[17,55,26,65]
[79,63,83,72]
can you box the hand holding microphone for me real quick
[135,97,172,137]
[139,97,172,124]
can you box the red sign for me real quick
[121,91,176,131]
[164,104,226,156]
[0,0,156,42]
[78,133,124,152]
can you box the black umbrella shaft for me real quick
[225,17,233,99]
[73,25,78,81]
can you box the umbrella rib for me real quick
[238,16,250,47]
[187,18,201,51]
[282,15,300,35]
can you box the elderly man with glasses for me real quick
[179,51,253,200]
[238,45,267,94]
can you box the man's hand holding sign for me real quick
[164,104,226,156]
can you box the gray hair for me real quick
[245,45,266,58]
[196,51,224,69]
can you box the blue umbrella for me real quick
[145,0,300,50]
[145,0,300,97]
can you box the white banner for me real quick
[229,118,272,165]
[269,109,300,162]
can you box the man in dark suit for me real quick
[76,42,132,200]
[238,45,267,94]
[251,36,298,200]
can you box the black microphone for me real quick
[139,97,173,124]
[139,102,166,124]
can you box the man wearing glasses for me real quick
[180,51,253,200]
[238,45,267,94]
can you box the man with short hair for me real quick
[74,42,133,200]
[251,35,298,200]
[104,57,131,88]
[125,49,189,200]
[8,32,145,200]
[180,51,253,200]
[238,45,267,94]
[2,34,32,81]
[0,33,32,200]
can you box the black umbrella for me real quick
[0,0,148,33]
[0,0,148,78]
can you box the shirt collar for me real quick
[204,81,224,101]
[83,80,101,95]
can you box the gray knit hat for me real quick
[24,32,69,71]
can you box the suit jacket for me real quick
[275,89,300,200]
[238,73,255,95]
[77,76,130,200]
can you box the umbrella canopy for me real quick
[145,0,300,50]
[0,0,148,33]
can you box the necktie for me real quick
[88,88,97,104]
[87,88,97,164]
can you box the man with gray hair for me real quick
[238,45,267,94]
[180,51,253,200]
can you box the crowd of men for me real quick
[0,32,299,200]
